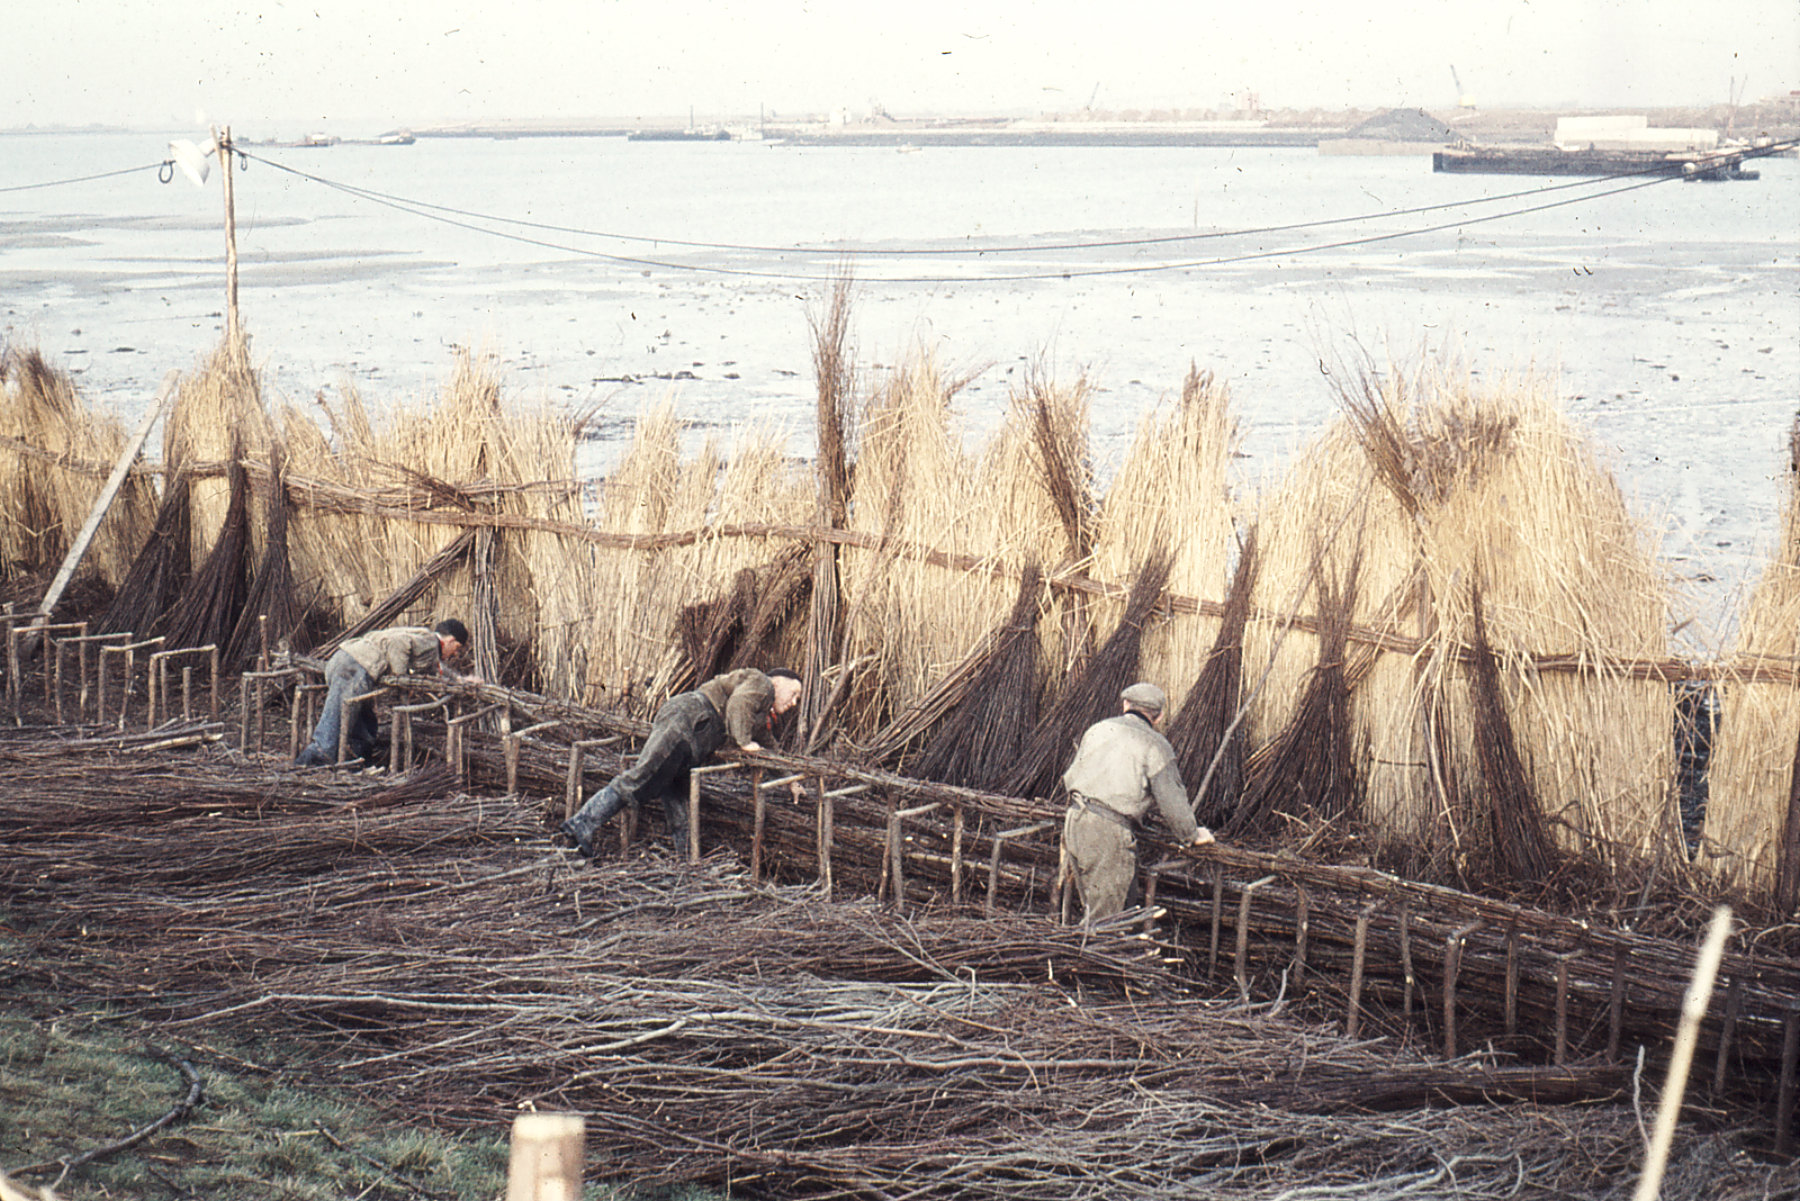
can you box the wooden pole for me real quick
[217,127,240,347]
[1633,905,1732,1200]
[30,371,178,637]
[506,1112,584,1201]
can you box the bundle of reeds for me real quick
[905,560,1045,789]
[1239,424,1415,841]
[1166,527,1258,825]
[224,440,309,667]
[1091,364,1237,694]
[1341,363,1678,881]
[1000,550,1172,798]
[1705,415,1800,904]
[98,469,191,636]
[163,336,271,566]
[0,345,155,593]
[837,353,1000,733]
[1226,539,1361,837]
[159,451,252,652]
[1466,582,1557,882]
[799,275,857,745]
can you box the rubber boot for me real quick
[662,792,689,852]
[561,782,626,858]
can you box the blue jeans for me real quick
[297,650,377,766]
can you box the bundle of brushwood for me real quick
[2,756,1789,1200]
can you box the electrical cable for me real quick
[227,150,1688,285]
[0,161,167,194]
[235,145,1669,257]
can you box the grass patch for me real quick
[0,922,719,1200]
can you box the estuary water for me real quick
[1,130,1795,637]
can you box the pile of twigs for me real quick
[2,747,1792,1199]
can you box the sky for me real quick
[7,0,1798,130]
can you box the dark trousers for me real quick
[297,650,377,766]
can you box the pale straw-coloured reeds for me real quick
[1704,417,1800,903]
[1323,362,1678,881]
[4,322,1758,900]
[0,345,156,595]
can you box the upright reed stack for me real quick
[1706,417,1800,906]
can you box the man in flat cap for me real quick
[1060,681,1214,924]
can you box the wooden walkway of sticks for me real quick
[13,628,1800,1155]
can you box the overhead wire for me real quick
[230,146,1713,285]
[235,146,1672,257]
[6,139,1789,285]
[0,161,168,194]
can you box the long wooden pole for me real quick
[216,126,240,346]
[31,370,180,633]
[1633,905,1732,1200]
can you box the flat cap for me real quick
[1120,682,1167,714]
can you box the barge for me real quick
[1433,145,1760,179]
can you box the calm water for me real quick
[2,130,1796,635]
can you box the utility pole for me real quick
[214,125,241,346]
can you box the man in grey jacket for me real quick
[561,667,803,856]
[295,620,477,767]
[1061,681,1214,924]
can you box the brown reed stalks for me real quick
[159,450,252,652]
[1468,581,1557,883]
[224,440,310,667]
[1000,549,1173,798]
[1166,527,1258,825]
[1226,536,1362,838]
[799,272,857,745]
[907,561,1045,789]
[97,468,192,637]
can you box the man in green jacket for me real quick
[295,620,477,767]
[561,667,804,855]
[1061,681,1214,924]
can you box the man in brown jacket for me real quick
[561,667,803,855]
[295,620,477,767]
[1061,681,1214,924]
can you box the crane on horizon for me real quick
[1450,65,1476,110]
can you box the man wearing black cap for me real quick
[295,619,478,767]
[1060,681,1213,924]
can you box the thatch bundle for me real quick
[1237,363,1676,884]
[838,354,1012,732]
[1705,415,1800,904]
[163,337,270,565]
[1091,365,1237,691]
[0,345,155,594]
[278,351,591,689]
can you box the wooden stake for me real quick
[1443,921,1482,1060]
[1208,865,1224,977]
[1293,887,1309,989]
[1779,1004,1800,1158]
[1607,944,1630,1063]
[1347,901,1380,1040]
[1235,875,1276,1002]
[1553,951,1579,1066]
[1399,905,1415,1023]
[1714,975,1744,1096]
[506,1112,584,1201]
[1504,926,1520,1037]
